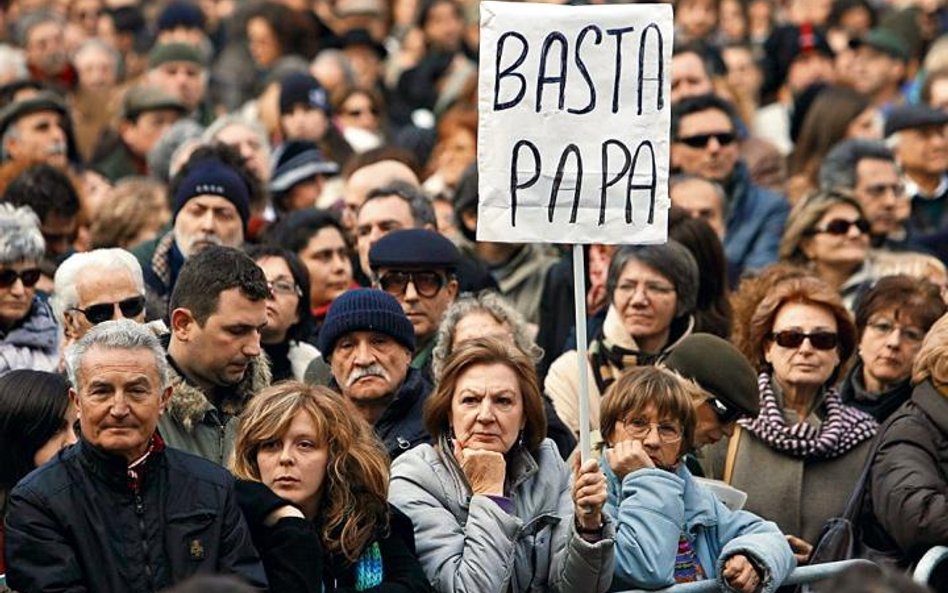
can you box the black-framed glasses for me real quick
[378,271,447,298]
[676,131,737,148]
[708,397,741,425]
[807,218,871,236]
[0,268,42,289]
[70,296,146,325]
[769,330,839,350]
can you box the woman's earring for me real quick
[517,429,524,448]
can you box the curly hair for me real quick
[232,382,390,562]
[912,313,948,387]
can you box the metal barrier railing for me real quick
[914,545,948,586]
[616,559,877,593]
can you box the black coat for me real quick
[374,367,433,460]
[839,361,914,423]
[4,438,267,593]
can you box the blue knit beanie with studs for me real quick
[318,288,415,358]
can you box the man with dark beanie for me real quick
[133,154,252,321]
[318,287,432,459]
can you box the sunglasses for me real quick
[345,107,378,118]
[807,218,871,236]
[676,131,737,148]
[0,268,42,289]
[69,296,146,325]
[378,271,446,298]
[769,330,839,350]
[708,397,741,424]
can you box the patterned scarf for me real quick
[126,433,166,494]
[674,534,706,583]
[739,373,878,459]
[354,541,383,591]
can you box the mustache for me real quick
[346,363,389,386]
[184,233,223,252]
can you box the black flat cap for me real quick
[884,104,948,137]
[369,228,460,272]
[0,91,67,138]
[663,333,760,417]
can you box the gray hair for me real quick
[364,181,437,229]
[606,241,699,318]
[147,118,206,183]
[0,203,44,265]
[0,44,27,81]
[52,248,145,324]
[203,113,271,155]
[65,319,169,389]
[431,291,544,379]
[72,38,120,75]
[819,139,896,192]
[310,49,356,89]
[16,11,64,46]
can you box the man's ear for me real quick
[170,307,196,341]
[63,311,80,339]
[69,387,80,419]
[446,277,459,300]
[158,385,173,414]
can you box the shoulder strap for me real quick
[723,425,742,485]
[841,417,890,521]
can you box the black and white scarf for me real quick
[739,372,878,459]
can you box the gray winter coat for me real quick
[389,438,615,593]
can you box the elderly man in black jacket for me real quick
[318,287,431,459]
[4,319,267,593]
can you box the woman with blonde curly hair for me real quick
[232,381,433,593]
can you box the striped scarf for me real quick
[674,534,706,583]
[739,373,878,459]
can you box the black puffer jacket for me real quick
[862,380,948,568]
[4,438,267,593]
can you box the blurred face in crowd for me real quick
[356,195,415,276]
[281,105,330,143]
[64,270,145,340]
[256,256,301,344]
[377,266,458,342]
[451,362,525,454]
[846,107,882,140]
[247,17,282,68]
[342,161,420,232]
[718,0,747,40]
[4,110,68,167]
[853,158,906,237]
[672,108,740,182]
[42,213,79,257]
[121,109,182,158]
[786,52,835,94]
[26,20,67,75]
[670,52,714,104]
[677,0,718,40]
[851,48,903,99]
[669,177,726,238]
[765,302,840,396]
[148,61,206,112]
[343,45,383,90]
[0,260,40,330]
[453,311,511,347]
[172,288,267,388]
[859,307,925,393]
[433,127,477,188]
[74,46,118,93]
[338,91,380,133]
[256,410,328,520]
[71,346,172,462]
[927,77,948,112]
[173,195,245,258]
[801,202,870,270]
[33,401,78,466]
[330,331,411,404]
[423,0,465,52]
[612,259,679,353]
[893,124,948,178]
[297,226,351,310]
[722,46,761,102]
[69,0,104,36]
[214,123,270,183]
[285,177,326,213]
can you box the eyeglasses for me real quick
[707,397,741,424]
[676,132,737,148]
[0,268,42,289]
[807,218,871,236]
[378,271,447,298]
[622,417,683,444]
[769,330,839,350]
[69,296,146,325]
[862,183,906,199]
[268,279,301,298]
[614,280,676,300]
[865,320,925,343]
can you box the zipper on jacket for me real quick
[134,493,157,592]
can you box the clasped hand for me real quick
[605,439,655,480]
[721,554,763,593]
[454,439,506,496]
[572,457,607,532]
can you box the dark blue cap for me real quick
[369,228,461,272]
[317,288,415,357]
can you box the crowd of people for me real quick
[0,0,946,591]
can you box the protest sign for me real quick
[477,1,673,244]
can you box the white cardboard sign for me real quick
[477,1,673,244]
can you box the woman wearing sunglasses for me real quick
[0,203,58,375]
[779,192,873,310]
[601,366,794,592]
[708,276,877,565]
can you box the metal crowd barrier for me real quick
[616,559,877,593]
[914,545,948,587]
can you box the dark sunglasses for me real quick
[378,271,446,298]
[708,397,742,424]
[769,330,839,350]
[0,268,42,289]
[676,131,737,148]
[70,296,146,325]
[808,218,871,236]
